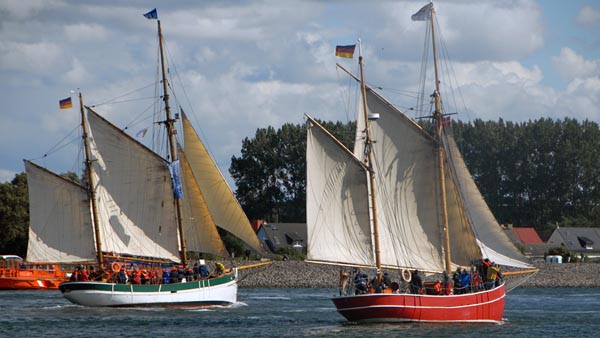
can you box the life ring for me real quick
[111,262,121,273]
[401,269,412,283]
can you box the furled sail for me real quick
[181,113,262,253]
[24,160,96,263]
[178,145,229,257]
[86,108,180,262]
[306,117,373,266]
[443,132,532,268]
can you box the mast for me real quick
[157,19,187,263]
[429,3,452,274]
[358,49,382,280]
[79,92,104,271]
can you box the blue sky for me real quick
[0,0,599,185]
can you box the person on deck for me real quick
[409,270,424,294]
[353,270,368,295]
[162,269,170,284]
[117,268,128,284]
[69,267,80,282]
[470,266,481,291]
[442,270,452,295]
[199,261,210,278]
[459,269,470,293]
[78,267,89,281]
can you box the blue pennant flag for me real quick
[169,160,184,199]
[143,8,158,20]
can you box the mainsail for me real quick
[87,108,180,262]
[24,160,96,263]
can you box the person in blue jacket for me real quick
[162,269,170,284]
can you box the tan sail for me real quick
[86,108,180,262]
[24,160,96,263]
[306,116,373,266]
[181,113,262,253]
[178,146,229,257]
[444,132,532,268]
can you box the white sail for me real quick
[181,114,262,253]
[86,108,180,262]
[24,160,96,263]
[178,146,229,257]
[444,132,532,267]
[359,88,446,272]
[306,116,374,266]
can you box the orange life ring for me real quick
[401,269,412,283]
[111,262,121,273]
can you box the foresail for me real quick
[360,88,445,272]
[306,116,373,266]
[24,160,96,263]
[444,161,484,266]
[178,146,229,257]
[444,132,532,267]
[86,108,180,262]
[181,114,262,253]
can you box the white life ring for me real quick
[401,269,412,283]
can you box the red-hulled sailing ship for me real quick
[305,2,536,323]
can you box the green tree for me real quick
[0,173,29,256]
[230,119,355,223]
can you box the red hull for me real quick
[1,258,68,290]
[332,283,505,323]
[0,277,63,290]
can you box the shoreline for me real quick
[236,260,600,289]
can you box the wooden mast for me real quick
[79,93,104,271]
[358,51,382,280]
[157,19,187,263]
[429,3,452,274]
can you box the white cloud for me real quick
[64,23,109,41]
[0,41,61,73]
[552,47,600,82]
[0,0,56,20]
[64,58,87,84]
[0,169,17,183]
[576,6,600,27]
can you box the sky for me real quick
[1,0,599,186]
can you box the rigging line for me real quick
[30,126,81,161]
[122,96,163,132]
[433,17,471,122]
[89,82,158,108]
[162,34,224,166]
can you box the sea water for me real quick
[1,288,598,337]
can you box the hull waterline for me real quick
[333,283,505,323]
[59,272,237,307]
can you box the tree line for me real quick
[230,117,600,240]
[1,117,599,255]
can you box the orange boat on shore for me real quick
[0,255,69,290]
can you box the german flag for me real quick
[59,97,73,109]
[335,45,356,59]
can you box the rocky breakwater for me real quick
[524,262,600,288]
[236,260,600,289]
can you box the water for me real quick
[1,288,598,337]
